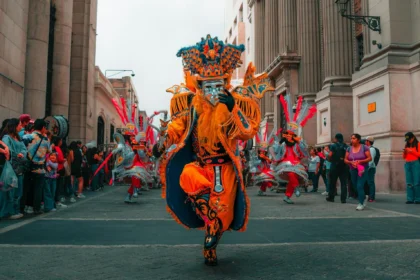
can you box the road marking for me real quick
[40,214,410,222]
[1,239,420,249]
[0,186,124,235]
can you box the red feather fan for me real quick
[293,96,303,122]
[300,104,317,127]
[279,95,290,123]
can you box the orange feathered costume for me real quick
[157,35,273,265]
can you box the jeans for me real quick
[44,178,57,211]
[328,164,348,202]
[325,169,330,193]
[367,168,376,200]
[65,176,75,198]
[404,160,420,202]
[22,172,45,212]
[318,170,328,191]
[308,172,318,191]
[350,168,369,204]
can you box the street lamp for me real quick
[105,69,136,78]
[334,0,381,33]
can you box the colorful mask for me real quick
[201,79,224,106]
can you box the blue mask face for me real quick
[202,79,224,106]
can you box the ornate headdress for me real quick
[279,94,317,137]
[176,34,245,82]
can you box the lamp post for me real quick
[334,0,381,33]
[105,69,136,78]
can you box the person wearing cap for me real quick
[365,136,377,202]
[403,132,420,204]
[326,133,349,203]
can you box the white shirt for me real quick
[308,156,320,172]
[369,146,376,168]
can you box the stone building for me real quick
[0,0,101,143]
[227,0,420,192]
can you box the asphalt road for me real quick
[0,184,420,280]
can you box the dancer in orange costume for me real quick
[154,35,273,266]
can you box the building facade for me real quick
[0,0,99,143]
[227,0,420,192]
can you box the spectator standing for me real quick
[69,142,85,199]
[81,145,90,190]
[1,118,28,219]
[308,148,321,192]
[44,152,58,212]
[22,119,50,215]
[326,133,349,203]
[403,132,420,204]
[316,147,328,192]
[0,137,11,218]
[321,145,332,196]
[344,134,372,211]
[52,137,67,208]
[365,136,378,202]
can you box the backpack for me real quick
[331,142,347,165]
[372,146,380,167]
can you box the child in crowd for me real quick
[44,152,59,212]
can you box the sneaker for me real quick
[283,196,294,204]
[34,210,44,215]
[368,199,375,202]
[50,208,57,212]
[326,197,334,203]
[321,191,328,196]
[257,190,266,196]
[9,213,24,220]
[363,200,367,207]
[77,194,86,199]
[26,206,34,214]
[133,192,138,198]
[356,204,365,211]
[60,197,66,203]
[295,188,301,197]
[70,197,77,203]
[310,189,318,193]
[57,202,68,208]
[406,201,414,204]
[124,194,133,204]
[415,201,420,204]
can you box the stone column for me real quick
[297,0,321,101]
[253,0,265,114]
[24,0,51,118]
[321,0,353,88]
[253,0,265,73]
[362,0,371,57]
[51,0,73,118]
[278,0,298,53]
[264,0,278,67]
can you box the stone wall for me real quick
[0,0,29,121]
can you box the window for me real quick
[110,124,115,142]
[356,34,364,67]
[247,37,250,53]
[239,4,244,22]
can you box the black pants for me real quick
[21,172,45,212]
[328,165,348,202]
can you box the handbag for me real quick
[11,156,30,175]
[0,161,18,190]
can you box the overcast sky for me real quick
[96,0,226,116]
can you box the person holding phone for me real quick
[403,132,420,204]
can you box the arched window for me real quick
[97,116,105,147]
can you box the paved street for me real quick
[0,185,420,280]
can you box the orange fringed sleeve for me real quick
[222,97,261,141]
[165,115,189,147]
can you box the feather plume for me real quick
[120,98,129,123]
[255,132,261,144]
[293,96,303,122]
[279,95,290,123]
[111,99,127,125]
[296,102,309,125]
[285,94,294,122]
[275,128,283,136]
[299,104,317,127]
